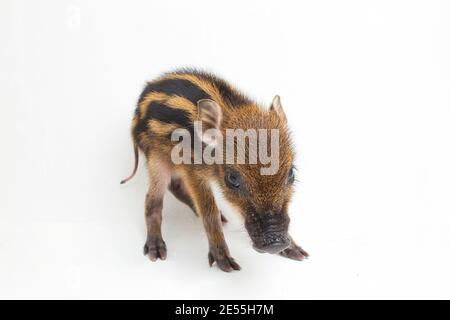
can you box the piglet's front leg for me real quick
[186,175,241,272]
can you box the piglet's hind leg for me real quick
[143,158,171,261]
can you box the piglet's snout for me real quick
[254,221,290,254]
[259,233,290,254]
[247,211,290,254]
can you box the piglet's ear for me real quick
[196,99,222,146]
[270,95,287,123]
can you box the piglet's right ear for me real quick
[270,95,287,123]
[196,99,222,146]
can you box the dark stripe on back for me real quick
[147,102,195,146]
[147,101,191,128]
[138,78,211,106]
[133,102,192,140]
[169,69,252,107]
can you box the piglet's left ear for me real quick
[196,99,222,146]
[270,95,287,123]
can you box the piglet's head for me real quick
[197,96,296,254]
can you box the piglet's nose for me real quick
[261,236,290,254]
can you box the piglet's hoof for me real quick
[279,244,309,261]
[144,237,167,261]
[208,248,241,272]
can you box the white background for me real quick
[1,0,450,299]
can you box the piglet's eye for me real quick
[288,167,295,184]
[225,171,241,189]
